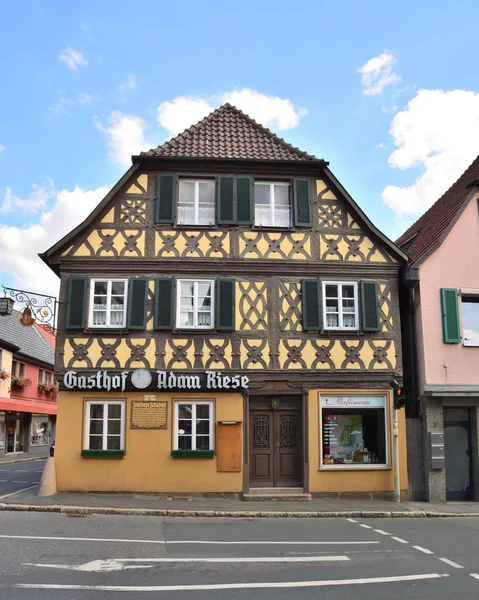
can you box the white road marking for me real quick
[26,556,351,573]
[373,530,391,536]
[346,518,358,523]
[0,480,7,483]
[12,480,30,483]
[0,534,379,545]
[13,470,28,473]
[12,573,449,592]
[470,573,479,581]
[359,524,372,529]
[438,558,463,569]
[413,546,434,555]
[0,484,39,499]
[391,537,409,544]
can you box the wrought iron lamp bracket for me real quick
[1,286,59,333]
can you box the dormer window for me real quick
[177,180,215,226]
[254,182,291,227]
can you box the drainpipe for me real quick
[402,267,420,418]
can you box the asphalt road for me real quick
[0,459,45,499]
[1,512,479,599]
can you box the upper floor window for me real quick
[254,182,291,228]
[89,279,128,328]
[178,180,215,226]
[462,295,479,346]
[38,370,53,385]
[323,282,358,330]
[12,361,26,377]
[177,280,214,329]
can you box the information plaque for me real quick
[131,401,168,430]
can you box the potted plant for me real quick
[11,376,32,388]
[44,382,58,394]
[38,383,46,392]
[0,369,9,381]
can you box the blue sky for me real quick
[2,0,479,296]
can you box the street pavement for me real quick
[0,459,45,499]
[1,511,479,599]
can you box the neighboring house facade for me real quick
[41,104,408,497]
[397,156,479,502]
[0,311,57,459]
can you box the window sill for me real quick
[81,450,125,459]
[463,342,479,347]
[175,224,218,229]
[171,450,214,459]
[83,328,129,335]
[173,328,216,334]
[320,464,390,471]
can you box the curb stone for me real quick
[1,502,479,518]
[0,457,46,466]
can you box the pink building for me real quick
[397,155,479,502]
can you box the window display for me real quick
[321,395,387,467]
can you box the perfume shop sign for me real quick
[62,369,250,392]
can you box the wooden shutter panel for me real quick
[294,179,312,227]
[218,176,235,224]
[66,277,87,329]
[441,288,461,343]
[155,174,176,224]
[301,279,322,330]
[361,281,380,332]
[216,279,236,331]
[236,177,253,224]
[127,278,148,329]
[154,278,174,330]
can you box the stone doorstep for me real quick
[243,488,312,502]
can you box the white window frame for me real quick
[176,279,215,330]
[254,182,291,228]
[319,393,389,470]
[12,361,26,377]
[88,279,128,328]
[177,179,215,225]
[461,293,479,347]
[173,401,214,451]
[322,281,359,331]
[84,400,125,451]
[30,414,50,447]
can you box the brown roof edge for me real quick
[322,167,408,263]
[132,155,329,166]
[39,165,140,273]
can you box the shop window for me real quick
[177,280,214,329]
[321,395,387,468]
[84,401,125,451]
[254,182,291,228]
[177,180,215,225]
[462,295,479,346]
[31,415,49,446]
[322,282,358,330]
[88,279,128,328]
[174,401,214,451]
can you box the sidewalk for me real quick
[2,486,479,518]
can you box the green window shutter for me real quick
[155,174,176,224]
[301,279,322,330]
[154,278,174,330]
[217,177,235,224]
[361,281,380,332]
[441,288,461,343]
[216,279,236,331]
[66,277,87,329]
[294,179,312,227]
[236,177,253,224]
[127,278,148,329]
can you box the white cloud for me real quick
[78,93,92,105]
[382,89,479,215]
[358,51,401,96]
[0,184,109,297]
[58,46,88,71]
[0,144,5,153]
[49,93,93,114]
[118,74,137,92]
[376,142,386,149]
[96,111,151,166]
[2,179,55,212]
[156,88,307,137]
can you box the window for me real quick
[462,296,479,346]
[323,282,358,330]
[174,401,214,450]
[31,415,49,446]
[321,395,387,468]
[38,370,53,385]
[84,401,125,450]
[177,280,214,329]
[12,361,25,377]
[254,182,291,227]
[178,180,215,225]
[89,279,128,328]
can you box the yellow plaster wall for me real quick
[307,388,408,494]
[0,348,13,398]
[55,391,244,493]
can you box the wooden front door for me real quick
[249,409,302,487]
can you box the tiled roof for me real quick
[0,310,55,366]
[140,103,320,162]
[396,154,479,264]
